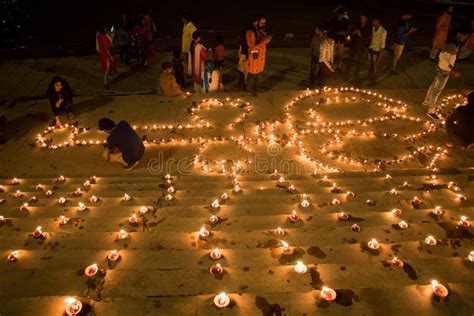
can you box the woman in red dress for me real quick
[98,25,117,86]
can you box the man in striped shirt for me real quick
[368,17,387,86]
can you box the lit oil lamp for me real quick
[210,248,221,260]
[211,199,220,209]
[272,169,279,178]
[0,215,4,223]
[321,286,337,301]
[366,199,375,206]
[346,191,355,199]
[274,227,285,236]
[368,239,380,250]
[232,178,239,186]
[65,297,82,316]
[233,184,241,193]
[10,177,20,185]
[167,186,175,193]
[468,251,474,262]
[459,216,470,227]
[123,194,131,201]
[209,215,219,224]
[128,214,139,224]
[289,210,300,222]
[139,206,148,214]
[118,229,129,240]
[89,176,97,184]
[29,196,38,203]
[331,183,341,193]
[351,224,361,232]
[210,263,223,275]
[59,215,69,225]
[321,175,329,182]
[431,280,449,298]
[402,181,410,188]
[221,193,229,201]
[294,261,307,274]
[390,256,404,268]
[78,202,86,211]
[338,212,351,221]
[14,190,23,198]
[7,250,19,262]
[0,185,4,192]
[425,235,437,246]
[391,208,402,217]
[84,263,98,277]
[20,202,29,211]
[57,175,65,182]
[199,226,210,238]
[287,184,296,192]
[385,174,392,180]
[73,188,83,196]
[214,292,230,308]
[456,194,467,201]
[300,199,310,208]
[389,189,399,196]
[331,198,341,206]
[89,195,98,203]
[165,194,173,201]
[164,174,171,180]
[36,184,44,191]
[45,190,53,197]
[432,206,445,216]
[83,180,91,187]
[281,240,293,255]
[398,220,409,229]
[58,197,66,205]
[412,196,422,207]
[447,181,456,190]
[278,176,285,184]
[107,250,120,261]
[33,226,44,238]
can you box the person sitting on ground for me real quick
[159,61,183,97]
[47,76,74,127]
[98,118,145,170]
[445,92,474,150]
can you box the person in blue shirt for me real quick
[390,11,416,75]
[99,118,145,170]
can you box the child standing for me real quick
[173,49,185,88]
[213,34,225,91]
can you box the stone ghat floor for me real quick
[0,170,473,315]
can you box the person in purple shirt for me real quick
[99,118,145,170]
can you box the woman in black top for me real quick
[47,76,73,127]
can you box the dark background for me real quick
[1,0,473,58]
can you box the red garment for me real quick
[132,24,155,59]
[213,44,224,62]
[98,33,117,74]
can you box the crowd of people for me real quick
[40,6,474,170]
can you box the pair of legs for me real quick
[430,47,441,60]
[317,62,332,88]
[423,68,450,114]
[309,56,320,87]
[334,42,345,70]
[391,43,405,72]
[345,47,366,82]
[247,72,260,95]
[52,99,74,127]
[368,49,382,85]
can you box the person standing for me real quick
[47,76,74,127]
[430,6,453,60]
[368,17,387,86]
[190,31,208,93]
[97,25,117,86]
[246,13,272,96]
[114,13,131,64]
[345,13,371,83]
[318,32,336,87]
[213,34,225,90]
[309,24,325,87]
[182,13,197,77]
[390,12,416,75]
[423,29,470,120]
[172,49,185,88]
[445,92,474,150]
[330,7,350,71]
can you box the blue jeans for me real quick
[423,68,450,113]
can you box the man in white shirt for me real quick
[318,32,336,87]
[368,17,387,86]
[423,29,470,120]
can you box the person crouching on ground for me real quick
[159,61,183,97]
[47,76,74,127]
[98,118,145,170]
[445,92,474,150]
